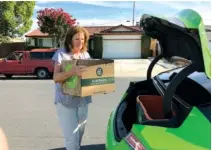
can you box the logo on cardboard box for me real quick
[96,67,103,76]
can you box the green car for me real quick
[106,9,211,150]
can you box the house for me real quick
[25,24,155,59]
[25,23,212,58]
[25,29,53,48]
[87,25,154,59]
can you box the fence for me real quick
[0,42,26,58]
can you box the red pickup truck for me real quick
[0,49,57,79]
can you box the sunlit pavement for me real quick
[0,59,172,150]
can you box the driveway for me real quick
[0,77,145,150]
[0,59,173,150]
[114,59,171,77]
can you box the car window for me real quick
[7,53,17,60]
[30,52,55,60]
[43,52,55,59]
[187,72,211,92]
[157,69,211,122]
[30,52,43,59]
[7,52,23,61]
[158,70,211,93]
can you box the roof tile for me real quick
[25,25,142,37]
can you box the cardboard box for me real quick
[61,59,115,97]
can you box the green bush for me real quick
[0,34,10,43]
[93,35,103,58]
[141,35,151,58]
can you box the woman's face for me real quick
[71,32,85,52]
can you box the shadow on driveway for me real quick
[49,144,105,150]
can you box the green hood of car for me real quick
[141,9,211,79]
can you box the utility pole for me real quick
[132,1,135,26]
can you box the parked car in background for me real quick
[0,48,57,79]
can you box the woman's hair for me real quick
[64,26,90,53]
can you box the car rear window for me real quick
[30,52,55,60]
[158,70,211,93]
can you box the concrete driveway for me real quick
[114,59,171,77]
[0,59,172,150]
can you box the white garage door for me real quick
[103,39,141,59]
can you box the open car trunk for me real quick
[114,71,211,142]
[114,9,211,142]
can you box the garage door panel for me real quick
[103,40,141,59]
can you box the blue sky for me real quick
[31,1,211,30]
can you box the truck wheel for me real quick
[36,68,49,79]
[4,74,13,78]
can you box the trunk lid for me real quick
[140,9,211,79]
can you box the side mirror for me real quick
[4,58,7,62]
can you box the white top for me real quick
[52,48,92,107]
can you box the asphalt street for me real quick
[0,76,145,150]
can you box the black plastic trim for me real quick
[147,54,163,80]
[113,82,135,142]
[163,63,201,117]
[154,75,191,109]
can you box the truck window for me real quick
[30,52,55,60]
[43,52,55,59]
[30,52,43,59]
[7,53,17,60]
[7,52,23,61]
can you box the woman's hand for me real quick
[69,65,87,76]
[0,128,9,150]
[53,63,87,83]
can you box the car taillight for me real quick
[125,132,146,150]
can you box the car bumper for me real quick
[106,110,117,150]
[106,110,131,150]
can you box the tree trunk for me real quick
[59,39,64,49]
[52,34,64,49]
[53,36,57,48]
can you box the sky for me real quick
[31,0,212,30]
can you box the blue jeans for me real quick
[56,103,88,150]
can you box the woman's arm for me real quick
[52,50,73,83]
[52,50,87,83]
[53,63,72,83]
[53,62,87,83]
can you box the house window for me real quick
[38,39,43,47]
[27,38,31,44]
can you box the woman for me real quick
[52,26,92,150]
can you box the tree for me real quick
[0,1,35,37]
[0,35,10,43]
[36,8,77,48]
